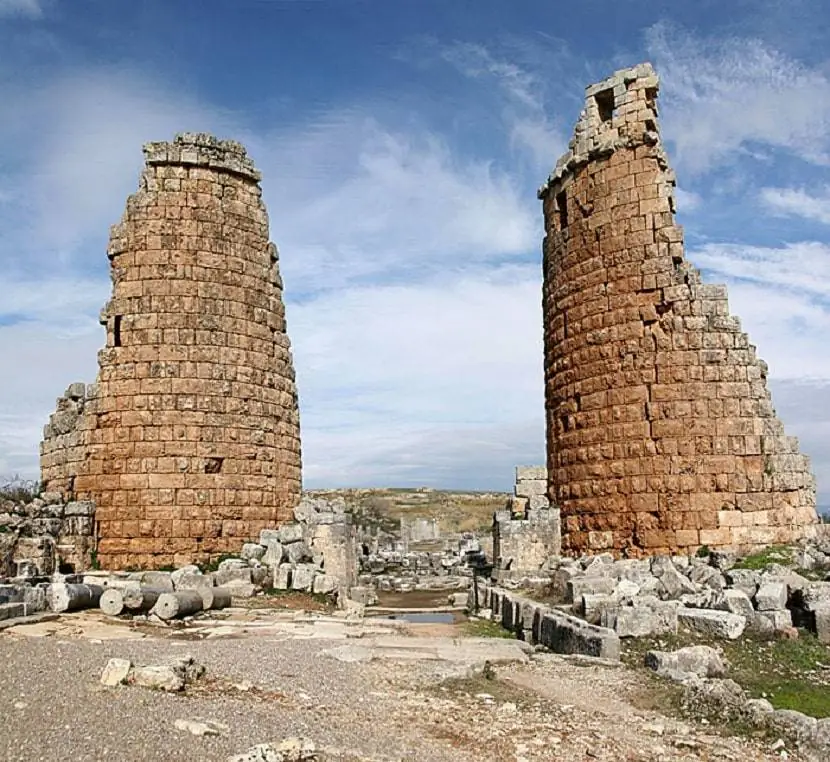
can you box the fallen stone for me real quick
[754,609,793,632]
[214,567,252,587]
[813,604,830,644]
[100,658,132,686]
[566,576,614,603]
[174,718,227,737]
[770,709,818,745]
[130,665,185,692]
[47,583,104,613]
[152,590,204,620]
[262,541,285,567]
[644,646,728,680]
[139,571,174,592]
[689,565,726,592]
[276,524,305,545]
[227,737,318,762]
[171,565,201,588]
[291,565,315,592]
[715,589,754,617]
[285,542,312,565]
[273,564,292,590]
[724,568,760,599]
[312,575,338,595]
[678,608,746,639]
[241,543,266,561]
[224,582,257,599]
[653,562,696,600]
[755,581,788,611]
[602,598,677,638]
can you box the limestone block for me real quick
[312,574,338,595]
[716,589,754,617]
[223,582,257,599]
[276,524,304,545]
[100,658,132,686]
[581,593,614,624]
[813,604,830,644]
[724,569,760,599]
[689,565,726,592]
[130,665,185,692]
[516,466,546,481]
[515,480,547,498]
[139,571,174,592]
[291,564,316,592]
[602,598,678,638]
[240,543,265,561]
[755,581,788,611]
[644,645,728,680]
[174,572,213,594]
[213,567,252,587]
[0,602,25,620]
[566,576,615,603]
[753,609,793,632]
[285,541,311,565]
[171,565,202,588]
[678,608,747,639]
[273,563,292,590]
[262,541,285,567]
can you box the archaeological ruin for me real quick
[539,63,818,557]
[38,133,302,570]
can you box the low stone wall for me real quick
[476,583,620,661]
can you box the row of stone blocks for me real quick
[478,583,620,661]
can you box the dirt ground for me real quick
[0,608,814,762]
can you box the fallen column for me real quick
[48,583,104,613]
[151,590,204,620]
[99,588,125,616]
[195,586,232,611]
[122,587,166,612]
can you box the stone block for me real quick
[276,523,304,544]
[516,466,546,481]
[813,604,830,644]
[716,589,754,617]
[0,602,25,620]
[753,609,793,631]
[755,581,787,611]
[515,480,547,498]
[213,567,252,587]
[240,543,265,561]
[285,541,311,565]
[724,569,759,599]
[261,541,285,567]
[678,608,747,639]
[644,645,728,680]
[312,574,338,595]
[602,598,678,638]
[567,576,615,603]
[100,658,132,686]
[273,563,292,590]
[290,564,316,592]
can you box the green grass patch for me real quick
[623,626,830,719]
[732,545,794,570]
[461,618,515,639]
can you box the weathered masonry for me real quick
[539,64,818,557]
[40,134,302,570]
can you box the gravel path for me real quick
[0,615,814,762]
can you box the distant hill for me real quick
[304,487,509,535]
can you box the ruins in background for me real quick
[39,134,302,570]
[539,63,818,556]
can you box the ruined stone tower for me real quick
[40,133,302,570]
[539,64,818,557]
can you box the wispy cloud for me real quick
[0,0,42,19]
[760,186,830,225]
[645,22,830,172]
[430,40,565,171]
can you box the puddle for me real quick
[370,611,462,624]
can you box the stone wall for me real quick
[39,133,302,570]
[493,466,561,576]
[0,493,95,576]
[538,63,818,557]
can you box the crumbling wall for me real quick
[39,133,302,570]
[0,493,95,576]
[539,64,818,557]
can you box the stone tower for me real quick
[538,64,818,557]
[40,133,302,570]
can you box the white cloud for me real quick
[290,265,544,488]
[0,0,41,18]
[645,22,830,172]
[760,186,830,225]
[0,63,545,489]
[435,41,565,171]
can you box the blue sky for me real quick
[1,0,829,504]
